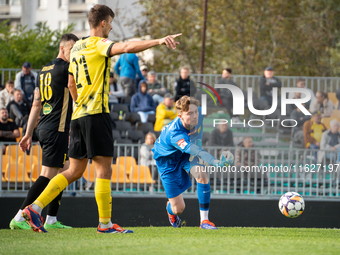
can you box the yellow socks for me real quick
[34,174,69,210]
[95,178,112,224]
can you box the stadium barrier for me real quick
[1,68,339,96]
[1,142,339,200]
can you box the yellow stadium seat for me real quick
[83,162,96,182]
[4,163,35,183]
[111,164,130,183]
[18,155,39,179]
[321,117,332,129]
[117,156,137,175]
[31,163,42,180]
[129,165,155,184]
[5,144,25,160]
[16,127,23,143]
[328,92,337,104]
[331,110,340,119]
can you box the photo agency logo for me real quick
[198,84,312,128]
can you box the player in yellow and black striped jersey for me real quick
[69,37,113,119]
[12,33,79,231]
[24,4,181,234]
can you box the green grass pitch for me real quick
[0,227,339,255]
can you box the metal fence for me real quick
[1,143,339,200]
[1,69,339,96]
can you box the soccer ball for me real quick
[278,192,305,218]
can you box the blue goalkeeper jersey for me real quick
[153,106,203,160]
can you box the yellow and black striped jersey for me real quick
[36,58,72,133]
[69,36,114,120]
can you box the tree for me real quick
[131,0,340,76]
[0,21,74,69]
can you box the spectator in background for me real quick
[7,89,30,127]
[0,107,20,154]
[318,119,340,164]
[147,71,167,105]
[335,88,340,110]
[0,80,15,109]
[140,132,158,181]
[309,91,334,118]
[174,67,196,101]
[216,68,241,123]
[259,66,281,106]
[140,132,157,167]
[290,103,311,145]
[14,62,37,102]
[114,53,145,97]
[287,78,315,112]
[130,80,156,123]
[303,111,327,162]
[235,137,260,168]
[108,72,124,109]
[209,121,234,158]
[154,93,177,131]
[135,65,148,92]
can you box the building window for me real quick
[38,0,47,8]
[0,0,10,6]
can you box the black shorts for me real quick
[69,113,114,159]
[37,129,69,168]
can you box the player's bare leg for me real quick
[166,194,184,227]
[93,156,133,233]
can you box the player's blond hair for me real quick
[175,96,200,114]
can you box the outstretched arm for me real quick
[110,33,182,56]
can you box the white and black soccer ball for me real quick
[278,192,305,218]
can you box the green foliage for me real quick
[0,20,75,69]
[133,0,340,76]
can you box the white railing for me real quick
[1,143,339,200]
[1,69,339,95]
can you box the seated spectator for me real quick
[146,71,167,105]
[288,78,315,99]
[174,67,196,101]
[7,89,30,127]
[154,93,177,131]
[135,65,148,92]
[14,62,37,102]
[303,111,327,162]
[216,68,241,123]
[0,80,14,109]
[235,137,260,167]
[140,132,157,167]
[0,107,20,154]
[335,88,340,110]
[318,119,340,164]
[259,66,281,106]
[108,72,124,108]
[140,132,158,181]
[208,121,234,157]
[309,91,334,117]
[130,80,156,123]
[290,103,311,144]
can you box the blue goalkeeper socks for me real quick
[197,182,210,221]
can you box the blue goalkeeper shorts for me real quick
[156,154,204,199]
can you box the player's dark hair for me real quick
[175,96,200,113]
[88,4,115,28]
[60,33,79,44]
[224,68,232,73]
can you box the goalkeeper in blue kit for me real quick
[152,96,234,229]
